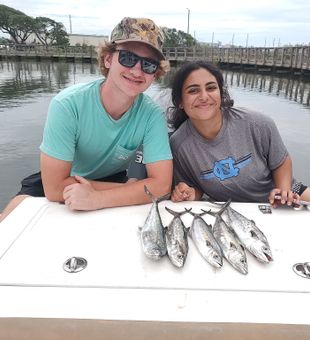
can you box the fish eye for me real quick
[240,258,247,264]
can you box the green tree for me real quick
[0,36,10,45]
[34,17,69,46]
[0,4,35,43]
[161,27,197,47]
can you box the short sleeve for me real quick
[40,98,77,161]
[142,108,172,163]
[257,115,288,170]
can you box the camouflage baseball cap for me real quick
[110,17,165,60]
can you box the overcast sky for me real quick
[2,0,310,46]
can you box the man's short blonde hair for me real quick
[97,41,170,79]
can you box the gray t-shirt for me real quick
[170,107,288,203]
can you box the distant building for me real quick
[68,34,108,46]
[22,33,108,46]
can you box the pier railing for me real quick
[0,44,96,61]
[163,46,310,71]
[1,45,309,72]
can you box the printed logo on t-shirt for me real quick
[200,153,252,181]
[117,154,129,160]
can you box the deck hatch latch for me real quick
[63,257,87,273]
[292,262,310,279]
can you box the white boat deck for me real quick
[0,197,309,339]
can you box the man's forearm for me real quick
[90,180,124,190]
[91,178,171,210]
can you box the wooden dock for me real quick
[1,45,310,75]
[164,46,310,74]
[0,45,95,63]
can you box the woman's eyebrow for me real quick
[185,81,217,90]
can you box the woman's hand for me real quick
[268,188,300,208]
[171,182,198,202]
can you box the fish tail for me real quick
[200,208,213,217]
[200,208,217,220]
[202,199,232,211]
[158,192,171,203]
[184,208,194,215]
[144,185,170,203]
[217,199,232,216]
[144,185,156,202]
[165,206,189,217]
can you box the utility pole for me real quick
[69,14,72,34]
[186,8,190,35]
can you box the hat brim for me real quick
[112,39,165,60]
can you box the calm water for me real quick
[0,60,310,211]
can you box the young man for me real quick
[0,17,172,221]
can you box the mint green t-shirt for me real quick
[40,79,172,179]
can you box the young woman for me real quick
[0,17,172,221]
[168,61,309,206]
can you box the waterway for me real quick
[0,60,309,211]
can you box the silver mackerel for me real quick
[140,186,168,261]
[187,209,223,268]
[220,206,273,263]
[165,207,190,268]
[209,210,248,275]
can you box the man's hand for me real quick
[63,175,100,211]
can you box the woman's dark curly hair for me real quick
[167,61,233,130]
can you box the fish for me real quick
[186,209,223,269]
[140,186,169,261]
[219,205,273,263]
[164,207,190,268]
[205,202,248,274]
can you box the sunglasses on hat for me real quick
[117,49,159,75]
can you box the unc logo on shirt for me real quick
[200,153,252,181]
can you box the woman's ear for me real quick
[179,103,184,109]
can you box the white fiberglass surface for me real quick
[0,197,309,293]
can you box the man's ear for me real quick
[104,54,112,68]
